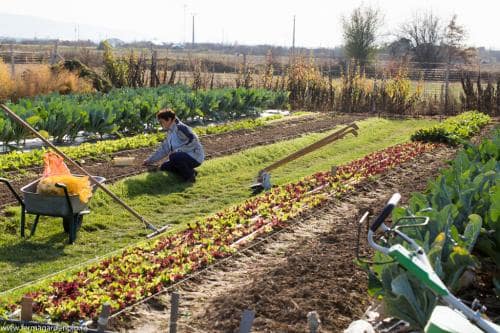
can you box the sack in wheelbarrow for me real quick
[36,152,92,203]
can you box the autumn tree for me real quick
[342,5,383,68]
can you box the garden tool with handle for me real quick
[250,122,359,194]
[0,103,170,238]
[365,193,500,333]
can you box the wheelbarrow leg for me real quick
[68,214,82,244]
[54,183,78,244]
[20,207,26,237]
[0,178,26,238]
[30,215,41,236]
[69,215,76,244]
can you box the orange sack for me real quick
[36,152,92,203]
[42,151,71,177]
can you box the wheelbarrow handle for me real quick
[55,183,74,215]
[0,177,24,206]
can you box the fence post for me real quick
[238,309,255,333]
[444,61,450,114]
[21,296,33,321]
[169,292,180,333]
[331,165,337,177]
[9,44,15,77]
[307,311,321,333]
[50,41,59,65]
[97,303,111,333]
[150,49,158,87]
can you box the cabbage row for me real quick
[0,86,289,145]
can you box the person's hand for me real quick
[143,159,152,166]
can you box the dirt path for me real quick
[0,113,366,209]
[108,145,456,332]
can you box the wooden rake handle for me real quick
[260,122,359,174]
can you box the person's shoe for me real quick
[186,175,196,183]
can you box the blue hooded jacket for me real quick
[145,119,205,164]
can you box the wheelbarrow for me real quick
[0,175,105,244]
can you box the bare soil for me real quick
[108,146,458,332]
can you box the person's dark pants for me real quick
[160,152,200,181]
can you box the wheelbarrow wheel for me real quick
[62,215,83,233]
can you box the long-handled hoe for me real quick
[250,122,359,194]
[0,103,170,239]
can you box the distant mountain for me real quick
[0,12,151,42]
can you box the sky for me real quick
[0,0,499,49]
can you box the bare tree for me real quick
[444,15,475,64]
[401,11,444,66]
[342,5,383,68]
[442,15,475,111]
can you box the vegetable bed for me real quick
[0,117,438,324]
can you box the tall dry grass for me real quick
[0,60,14,101]
[0,59,93,102]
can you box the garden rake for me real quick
[250,122,359,194]
[0,103,170,239]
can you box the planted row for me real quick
[0,115,283,174]
[411,110,490,145]
[0,141,436,323]
[365,131,499,330]
[0,86,289,146]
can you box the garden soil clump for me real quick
[0,113,365,209]
[110,146,456,332]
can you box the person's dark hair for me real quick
[156,108,176,121]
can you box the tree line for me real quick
[342,7,478,69]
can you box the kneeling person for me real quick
[143,108,204,182]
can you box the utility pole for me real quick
[191,14,195,49]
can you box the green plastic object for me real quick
[425,306,483,333]
[389,244,448,296]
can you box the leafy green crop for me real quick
[365,130,500,329]
[0,85,289,146]
[411,111,490,145]
[0,115,283,174]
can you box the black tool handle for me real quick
[370,193,401,232]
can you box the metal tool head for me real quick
[146,224,171,239]
[348,122,359,130]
